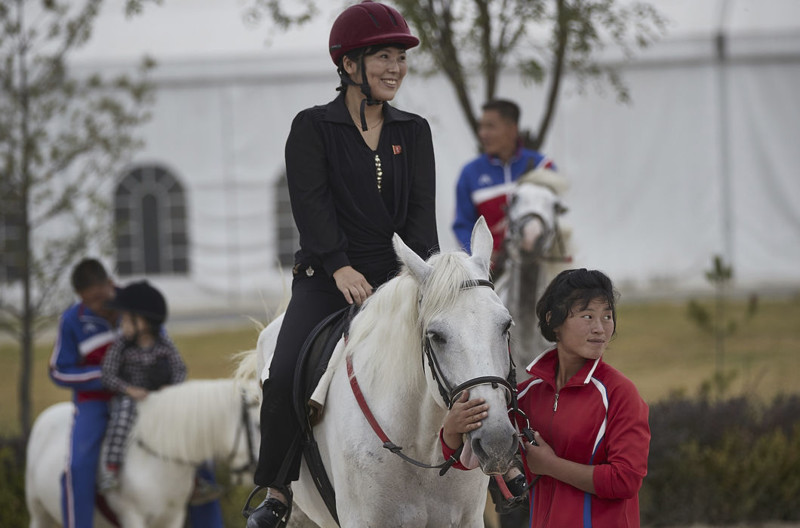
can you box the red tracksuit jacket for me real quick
[516,349,650,527]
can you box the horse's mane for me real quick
[343,251,474,398]
[516,167,569,195]
[231,348,261,402]
[134,378,241,463]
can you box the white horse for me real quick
[497,168,571,380]
[25,354,261,528]
[255,217,519,528]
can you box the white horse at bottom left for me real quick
[25,356,261,528]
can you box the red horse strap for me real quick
[347,354,391,444]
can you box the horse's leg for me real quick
[162,510,188,528]
[26,506,58,528]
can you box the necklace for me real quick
[374,153,383,192]
[350,111,384,130]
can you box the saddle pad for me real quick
[292,306,354,427]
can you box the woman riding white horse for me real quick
[252,218,519,527]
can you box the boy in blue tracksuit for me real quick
[49,259,119,528]
[49,258,223,528]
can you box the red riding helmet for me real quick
[329,1,420,66]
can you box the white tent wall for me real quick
[53,0,800,314]
[548,61,726,291]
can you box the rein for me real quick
[347,278,525,476]
[347,354,463,475]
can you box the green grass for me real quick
[3,296,799,434]
[3,297,799,527]
[0,326,264,436]
[607,296,800,403]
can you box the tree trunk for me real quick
[16,0,34,440]
[534,0,568,151]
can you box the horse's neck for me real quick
[134,380,238,463]
[351,345,445,451]
[506,259,544,374]
[506,259,541,325]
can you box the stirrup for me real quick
[242,486,293,528]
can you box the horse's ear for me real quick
[469,216,493,274]
[393,233,433,284]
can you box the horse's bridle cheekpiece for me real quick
[423,279,515,411]
[348,278,532,476]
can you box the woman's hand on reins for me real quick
[333,266,374,305]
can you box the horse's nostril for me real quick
[472,438,485,458]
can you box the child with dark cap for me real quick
[99,280,187,489]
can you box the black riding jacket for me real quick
[285,92,439,286]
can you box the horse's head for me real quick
[393,217,518,475]
[506,169,565,257]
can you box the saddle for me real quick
[290,305,357,526]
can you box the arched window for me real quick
[115,165,189,276]
[274,172,299,268]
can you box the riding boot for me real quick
[245,498,289,528]
[243,485,292,528]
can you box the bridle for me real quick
[422,279,516,410]
[348,277,533,476]
[227,393,259,477]
[505,201,570,267]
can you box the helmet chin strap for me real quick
[338,55,382,131]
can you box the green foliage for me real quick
[240,0,317,30]
[238,0,666,147]
[686,255,759,398]
[0,441,27,528]
[641,393,800,525]
[0,0,155,437]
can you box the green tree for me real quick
[687,255,758,397]
[0,0,154,439]
[240,0,666,149]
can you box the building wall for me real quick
[67,32,800,315]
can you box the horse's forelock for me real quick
[416,252,473,327]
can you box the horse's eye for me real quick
[503,320,513,337]
[427,331,446,345]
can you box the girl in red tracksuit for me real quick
[442,268,650,527]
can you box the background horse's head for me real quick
[505,168,567,260]
[395,217,518,475]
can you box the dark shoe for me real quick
[245,498,288,528]
[506,473,529,498]
[488,474,528,514]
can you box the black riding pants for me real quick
[254,272,348,487]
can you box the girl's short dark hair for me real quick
[535,268,618,342]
